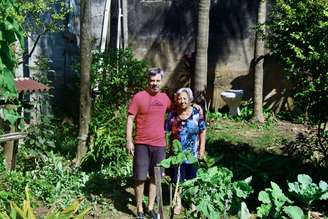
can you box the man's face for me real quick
[148,74,162,93]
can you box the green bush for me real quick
[181,167,253,218]
[91,49,148,107]
[257,174,328,218]
[81,49,148,174]
[266,0,328,123]
[0,152,89,211]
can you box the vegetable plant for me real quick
[160,139,198,216]
[288,174,328,210]
[256,181,303,219]
[257,174,328,218]
[181,166,253,218]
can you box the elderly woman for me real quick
[165,87,206,214]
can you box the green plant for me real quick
[257,174,328,218]
[181,166,253,218]
[160,140,198,169]
[0,0,24,126]
[0,187,90,219]
[257,181,303,218]
[160,139,198,214]
[82,105,132,176]
[0,151,91,211]
[22,116,56,153]
[288,174,328,208]
[265,0,328,124]
[81,49,148,174]
[91,49,148,107]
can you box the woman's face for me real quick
[176,91,191,110]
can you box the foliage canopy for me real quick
[266,0,328,123]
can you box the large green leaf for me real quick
[0,67,17,95]
[0,108,20,125]
[258,191,271,204]
[233,181,253,199]
[160,157,172,168]
[283,206,304,219]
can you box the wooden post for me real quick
[3,125,16,170]
[154,166,164,219]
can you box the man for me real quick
[126,67,171,219]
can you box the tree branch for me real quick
[18,29,48,65]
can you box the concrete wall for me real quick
[127,0,291,111]
[23,0,291,115]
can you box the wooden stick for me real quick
[154,166,164,219]
[0,132,27,143]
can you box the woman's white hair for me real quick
[175,87,194,102]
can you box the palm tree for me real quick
[76,0,92,165]
[252,0,267,123]
[193,0,211,111]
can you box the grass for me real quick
[207,118,295,152]
[2,114,326,218]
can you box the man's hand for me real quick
[192,103,203,113]
[126,141,135,156]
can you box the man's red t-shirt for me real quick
[128,90,171,147]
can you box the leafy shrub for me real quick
[257,174,328,218]
[91,49,148,107]
[288,174,328,208]
[181,166,253,218]
[257,182,303,218]
[82,106,131,176]
[0,0,24,125]
[0,152,89,211]
[81,49,148,174]
[20,116,78,167]
[265,0,328,123]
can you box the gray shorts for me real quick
[133,144,165,181]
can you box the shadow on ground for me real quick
[81,136,328,217]
[83,173,135,217]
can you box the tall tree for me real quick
[193,0,210,110]
[76,0,92,165]
[122,0,128,48]
[252,0,267,123]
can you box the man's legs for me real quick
[133,144,149,214]
[148,178,157,210]
[135,180,145,213]
[148,146,165,211]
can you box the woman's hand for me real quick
[198,149,205,160]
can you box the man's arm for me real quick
[126,113,136,155]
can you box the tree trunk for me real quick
[252,0,267,123]
[76,0,92,166]
[122,0,128,48]
[193,0,210,111]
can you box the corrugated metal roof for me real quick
[14,78,50,93]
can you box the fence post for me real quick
[3,125,16,170]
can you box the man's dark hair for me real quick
[148,67,164,78]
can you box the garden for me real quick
[0,0,327,218]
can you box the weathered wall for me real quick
[127,0,291,111]
[24,0,291,115]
